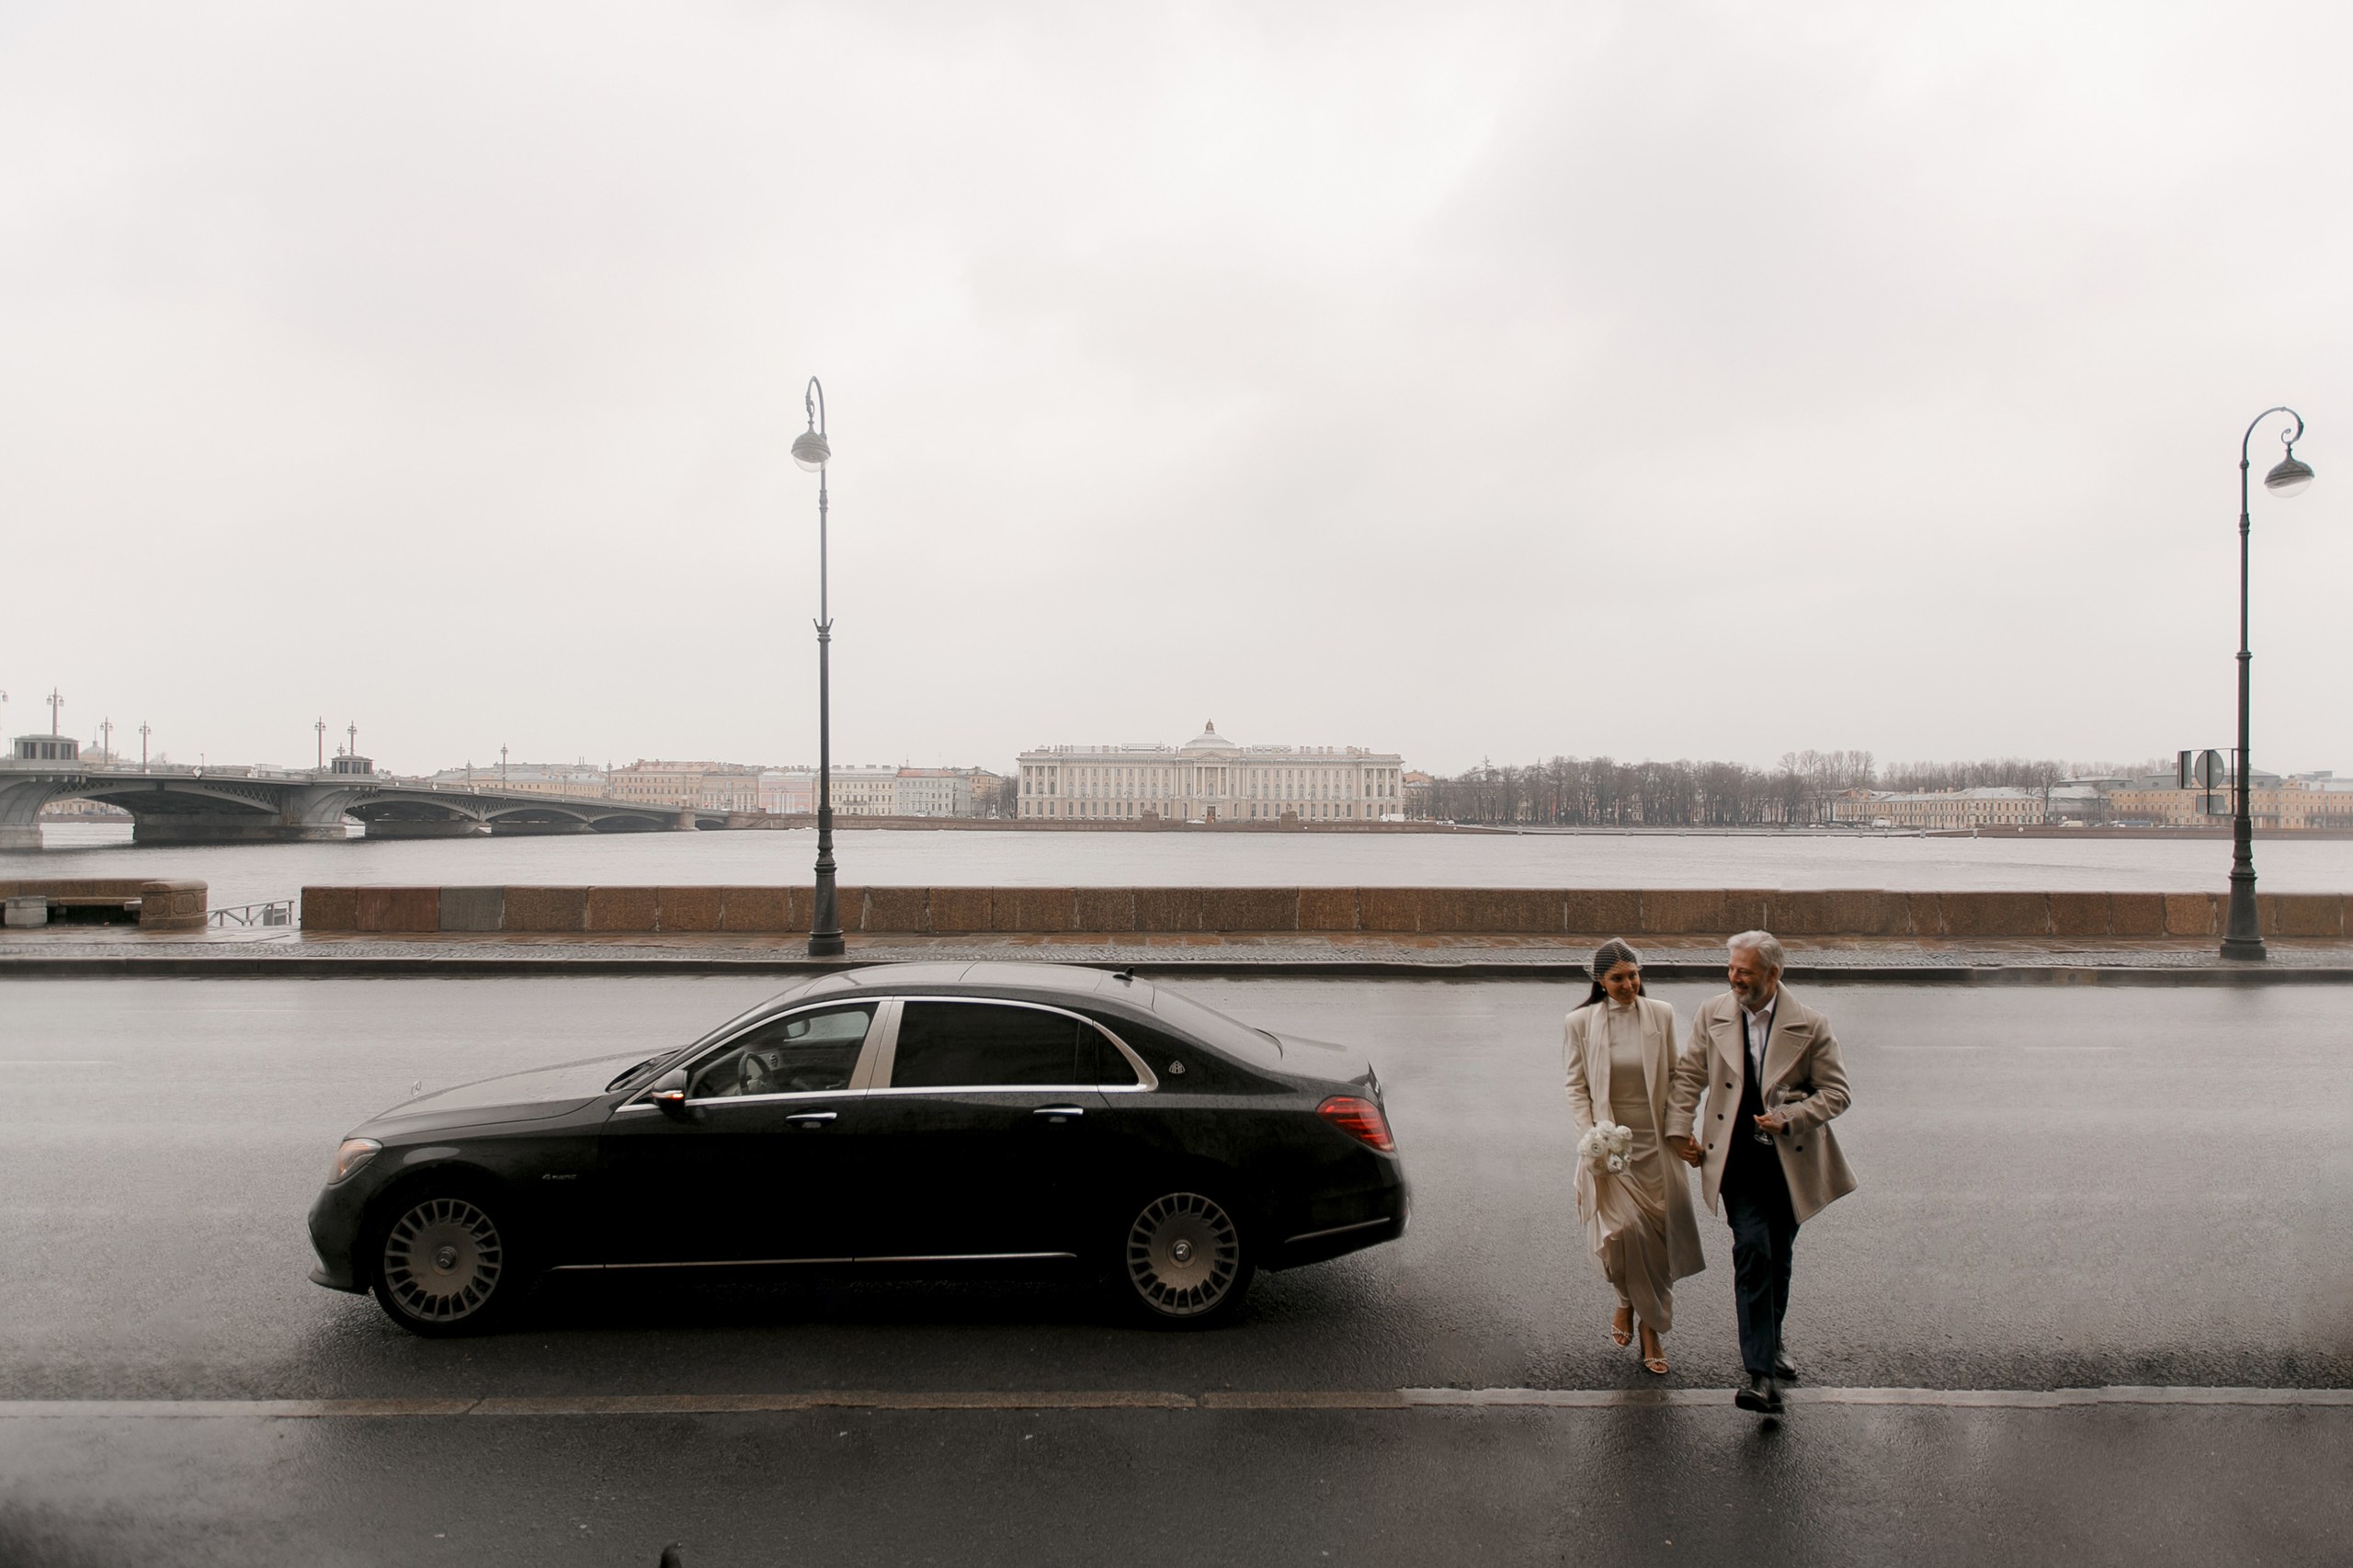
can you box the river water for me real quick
[8,824,2350,911]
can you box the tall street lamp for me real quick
[793,377,845,959]
[2222,406,2314,961]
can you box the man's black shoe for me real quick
[1734,1373,1783,1414]
[1772,1357,1799,1384]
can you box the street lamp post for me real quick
[793,377,845,959]
[2222,406,2314,962]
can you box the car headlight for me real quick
[330,1138,382,1184]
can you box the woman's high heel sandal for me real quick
[1609,1305,1633,1348]
[1639,1327,1668,1376]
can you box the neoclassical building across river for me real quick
[1016,722,1405,824]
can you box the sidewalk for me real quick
[5,926,2351,983]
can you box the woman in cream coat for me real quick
[1563,939,1706,1374]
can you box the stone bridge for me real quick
[0,761,742,849]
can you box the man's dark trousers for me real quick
[1721,1076,1799,1378]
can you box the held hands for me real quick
[1670,1117,1785,1163]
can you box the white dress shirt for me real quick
[1741,991,1779,1141]
[1740,991,1779,1080]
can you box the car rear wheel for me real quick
[369,1191,521,1336]
[1118,1190,1253,1326]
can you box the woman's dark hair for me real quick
[1576,970,1645,1009]
[1576,938,1646,1008]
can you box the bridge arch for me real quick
[585,811,674,834]
[345,797,487,839]
[78,779,339,844]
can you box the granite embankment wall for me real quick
[297,886,2353,940]
[0,879,208,930]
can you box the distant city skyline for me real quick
[10,691,2352,791]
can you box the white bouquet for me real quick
[1577,1119,1634,1177]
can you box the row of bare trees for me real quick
[1412,751,2154,827]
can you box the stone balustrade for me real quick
[0,879,208,930]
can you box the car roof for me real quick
[834,960,1156,1005]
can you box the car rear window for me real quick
[1089,1028,1141,1086]
[1148,986,1287,1068]
[892,1001,1086,1088]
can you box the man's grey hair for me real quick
[1728,929,1786,971]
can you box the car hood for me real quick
[357,1051,646,1136]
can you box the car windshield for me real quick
[604,1057,661,1091]
[608,980,832,1092]
[1149,986,1286,1066]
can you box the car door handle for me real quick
[786,1111,838,1127]
[1034,1105,1086,1122]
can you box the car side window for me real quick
[891,1002,1083,1089]
[688,1004,877,1100]
[1082,1012,1268,1093]
[1090,1027,1140,1087]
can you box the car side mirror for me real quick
[645,1067,695,1122]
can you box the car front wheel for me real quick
[1118,1190,1253,1326]
[369,1190,521,1336]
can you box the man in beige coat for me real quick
[1666,930,1855,1414]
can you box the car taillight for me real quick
[1318,1096,1395,1153]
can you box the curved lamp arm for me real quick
[2242,404,2302,465]
[792,378,832,471]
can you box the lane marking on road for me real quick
[1204,1390,1412,1410]
[0,1387,2346,1419]
[1404,1385,2353,1410]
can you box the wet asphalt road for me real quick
[3,973,2350,1565]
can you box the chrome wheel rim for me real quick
[381,1197,504,1323]
[1125,1193,1240,1317]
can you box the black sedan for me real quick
[308,962,1408,1335]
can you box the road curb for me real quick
[2,953,2349,984]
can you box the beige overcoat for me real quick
[1563,995,1706,1282]
[1665,984,1857,1224]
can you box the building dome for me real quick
[1182,721,1239,754]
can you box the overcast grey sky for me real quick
[4,1,2346,778]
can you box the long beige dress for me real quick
[1588,1001,1677,1332]
[1564,994,1705,1335]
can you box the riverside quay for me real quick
[290,882,2353,941]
